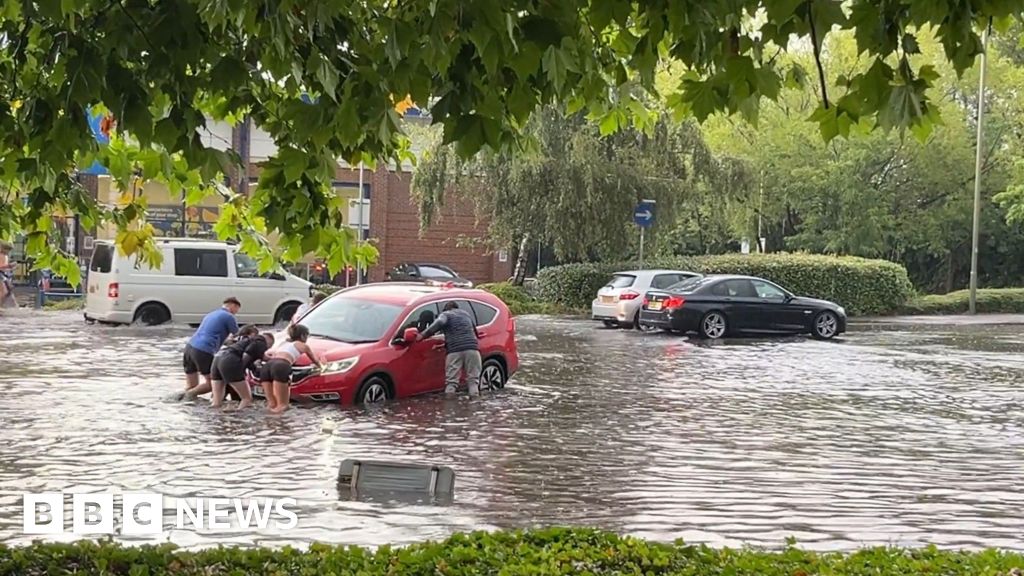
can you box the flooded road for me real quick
[1,310,1023,550]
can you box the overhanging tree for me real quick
[0,0,1018,284]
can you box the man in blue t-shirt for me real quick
[183,297,241,397]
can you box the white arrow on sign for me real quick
[635,210,652,219]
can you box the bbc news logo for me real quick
[23,493,299,535]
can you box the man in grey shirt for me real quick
[417,301,482,395]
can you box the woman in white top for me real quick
[262,323,323,413]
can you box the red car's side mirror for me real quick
[402,327,419,344]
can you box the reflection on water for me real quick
[1,309,1023,550]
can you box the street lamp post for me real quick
[969,21,991,315]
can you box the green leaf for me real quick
[316,56,339,101]
[680,79,725,122]
[901,33,920,55]
[542,46,569,90]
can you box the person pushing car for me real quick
[183,297,242,398]
[416,301,482,396]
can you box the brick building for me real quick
[243,118,513,285]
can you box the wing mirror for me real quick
[395,327,419,346]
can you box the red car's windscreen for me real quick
[299,296,405,343]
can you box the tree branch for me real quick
[807,1,830,109]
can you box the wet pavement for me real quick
[1,309,1023,550]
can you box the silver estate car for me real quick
[591,269,700,329]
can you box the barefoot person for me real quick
[264,323,323,413]
[183,297,241,398]
[210,326,274,409]
[416,301,482,396]
[0,242,15,309]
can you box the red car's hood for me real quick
[270,334,378,365]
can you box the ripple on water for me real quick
[0,311,1023,549]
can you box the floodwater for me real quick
[1,309,1023,551]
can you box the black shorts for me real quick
[265,358,293,383]
[211,352,246,383]
[182,344,215,376]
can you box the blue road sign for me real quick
[634,200,656,228]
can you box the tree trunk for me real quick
[512,234,530,286]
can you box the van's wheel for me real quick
[356,376,392,405]
[274,302,301,325]
[134,303,170,326]
[479,359,507,391]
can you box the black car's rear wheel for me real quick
[812,311,839,340]
[699,311,728,340]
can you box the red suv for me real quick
[250,283,519,405]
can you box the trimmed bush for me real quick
[479,282,557,316]
[2,529,1022,575]
[537,253,915,316]
[901,288,1024,315]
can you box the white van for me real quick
[84,238,313,326]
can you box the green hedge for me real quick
[536,254,915,316]
[2,529,1022,575]
[901,288,1024,315]
[480,282,567,316]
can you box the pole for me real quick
[356,161,364,285]
[757,169,764,253]
[639,227,645,269]
[969,21,990,315]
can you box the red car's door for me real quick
[389,303,446,396]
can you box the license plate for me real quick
[648,302,662,311]
[600,296,615,304]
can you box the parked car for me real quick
[250,282,518,405]
[639,274,847,340]
[591,269,701,329]
[385,262,473,288]
[84,239,313,326]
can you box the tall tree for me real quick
[411,106,720,275]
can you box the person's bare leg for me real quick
[224,381,254,410]
[186,380,212,398]
[262,380,277,410]
[184,372,199,392]
[211,380,227,408]
[271,381,290,413]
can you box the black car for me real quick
[639,275,846,340]
[385,262,473,288]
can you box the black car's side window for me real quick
[711,281,731,297]
[723,279,757,297]
[752,280,787,301]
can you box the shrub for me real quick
[1,529,1022,575]
[536,253,915,316]
[901,288,1024,315]
[44,297,85,311]
[479,282,556,316]
[315,284,342,295]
